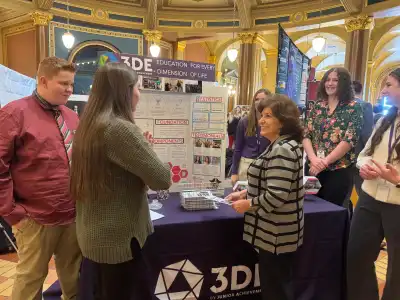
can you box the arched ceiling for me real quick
[294,32,345,76]
[371,23,400,85]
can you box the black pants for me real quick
[78,238,152,300]
[259,250,295,300]
[316,167,353,207]
[347,191,400,300]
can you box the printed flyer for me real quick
[191,84,228,183]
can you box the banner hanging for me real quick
[119,54,216,82]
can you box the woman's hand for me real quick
[143,131,154,144]
[232,200,251,213]
[359,163,380,180]
[225,190,246,202]
[370,160,400,185]
[231,174,239,186]
[308,156,328,176]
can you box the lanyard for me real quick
[387,121,400,163]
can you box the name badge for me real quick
[317,150,325,159]
[376,183,390,202]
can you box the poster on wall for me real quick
[276,24,311,107]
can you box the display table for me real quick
[43,194,348,300]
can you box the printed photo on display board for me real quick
[192,135,224,177]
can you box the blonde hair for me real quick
[246,88,272,136]
[37,57,76,80]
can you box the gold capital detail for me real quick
[142,29,162,44]
[238,32,257,44]
[345,15,374,32]
[31,10,53,26]
[177,41,186,52]
[208,55,217,64]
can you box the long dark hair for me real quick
[70,63,139,201]
[317,67,354,104]
[246,88,272,136]
[257,94,304,143]
[365,68,400,160]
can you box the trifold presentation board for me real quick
[69,83,229,191]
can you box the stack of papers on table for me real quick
[150,210,164,221]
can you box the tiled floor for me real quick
[376,250,388,297]
[0,250,388,299]
[0,252,58,300]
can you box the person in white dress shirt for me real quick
[347,68,400,300]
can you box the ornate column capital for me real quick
[238,32,257,44]
[208,55,217,65]
[177,41,186,52]
[142,29,162,44]
[31,10,53,26]
[345,15,374,32]
[33,0,54,10]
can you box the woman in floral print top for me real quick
[303,67,363,206]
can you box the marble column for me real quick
[31,10,53,67]
[264,49,278,93]
[237,32,257,105]
[174,41,186,60]
[344,15,374,89]
[364,60,375,103]
[208,55,221,84]
[261,60,268,88]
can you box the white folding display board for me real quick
[68,84,229,192]
[137,84,228,191]
[0,65,36,107]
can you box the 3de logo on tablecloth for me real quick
[154,260,261,300]
[155,259,204,300]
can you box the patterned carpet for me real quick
[0,250,388,299]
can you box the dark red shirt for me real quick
[0,94,78,226]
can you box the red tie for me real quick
[55,111,73,164]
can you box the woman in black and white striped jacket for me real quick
[226,94,304,300]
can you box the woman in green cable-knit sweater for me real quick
[70,62,171,300]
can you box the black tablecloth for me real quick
[44,193,348,300]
